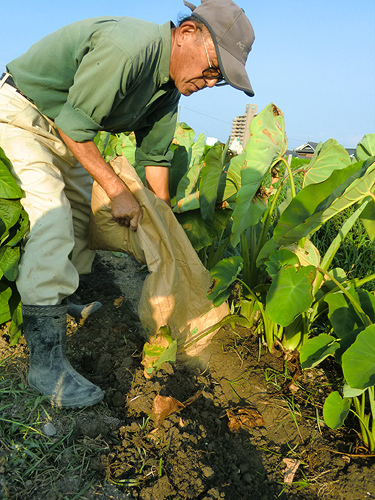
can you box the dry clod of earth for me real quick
[1,251,375,499]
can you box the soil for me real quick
[1,250,375,500]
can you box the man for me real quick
[0,0,255,408]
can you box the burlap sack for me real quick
[89,156,228,359]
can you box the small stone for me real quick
[243,473,252,484]
[159,362,174,375]
[128,422,139,433]
[239,463,249,474]
[111,391,125,407]
[42,422,57,436]
[207,488,221,499]
[202,466,215,478]
[207,442,214,452]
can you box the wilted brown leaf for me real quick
[182,390,202,407]
[226,406,265,433]
[153,395,184,426]
[283,458,301,484]
[113,296,125,308]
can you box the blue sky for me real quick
[2,0,374,150]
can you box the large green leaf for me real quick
[326,288,375,339]
[175,209,213,250]
[0,246,20,281]
[115,133,136,164]
[94,132,118,161]
[169,146,189,199]
[199,144,224,225]
[265,265,315,326]
[174,191,200,213]
[284,239,321,268]
[0,148,22,199]
[207,256,243,306]
[8,288,23,344]
[356,134,375,161]
[334,326,364,364]
[265,249,299,279]
[360,199,375,245]
[175,161,202,205]
[191,133,205,166]
[323,391,351,430]
[174,134,205,203]
[3,210,29,247]
[300,334,340,369]
[217,152,244,203]
[342,325,375,390]
[0,149,23,199]
[0,282,12,324]
[174,122,195,152]
[94,131,111,156]
[274,157,375,245]
[302,139,351,187]
[342,384,365,398]
[256,237,279,266]
[0,199,22,243]
[231,104,287,246]
[175,208,232,251]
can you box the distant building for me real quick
[230,104,258,150]
[293,141,356,159]
[206,137,218,146]
[293,142,319,157]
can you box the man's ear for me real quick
[175,21,199,46]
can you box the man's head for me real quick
[170,19,224,96]
[170,0,255,97]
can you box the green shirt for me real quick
[7,17,181,167]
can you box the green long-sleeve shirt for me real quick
[7,17,181,167]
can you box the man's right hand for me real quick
[57,129,142,231]
[110,188,142,231]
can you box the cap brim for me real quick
[216,43,254,97]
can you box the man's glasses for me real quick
[200,31,226,85]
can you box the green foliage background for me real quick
[0,148,29,344]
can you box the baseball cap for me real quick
[183,0,255,97]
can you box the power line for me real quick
[180,106,232,125]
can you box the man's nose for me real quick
[205,79,217,88]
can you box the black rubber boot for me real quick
[22,304,104,408]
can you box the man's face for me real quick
[170,23,222,96]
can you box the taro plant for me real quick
[206,121,375,353]
[255,135,375,351]
[300,286,375,451]
[94,111,375,360]
[0,148,29,343]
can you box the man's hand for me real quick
[110,189,142,231]
[58,128,142,230]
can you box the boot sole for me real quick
[28,383,104,409]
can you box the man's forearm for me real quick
[58,129,126,199]
[145,165,170,206]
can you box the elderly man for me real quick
[0,0,255,408]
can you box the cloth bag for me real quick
[89,156,228,360]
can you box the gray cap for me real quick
[183,0,255,97]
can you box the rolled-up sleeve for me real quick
[54,101,104,141]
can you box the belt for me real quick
[1,72,35,104]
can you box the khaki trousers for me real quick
[0,79,95,305]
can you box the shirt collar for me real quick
[157,21,175,87]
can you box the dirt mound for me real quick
[1,251,375,500]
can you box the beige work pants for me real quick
[0,79,95,305]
